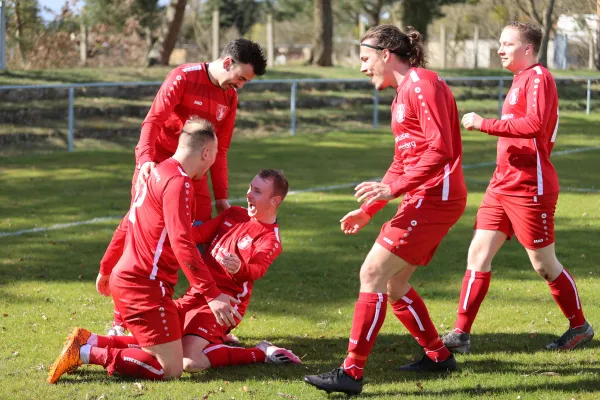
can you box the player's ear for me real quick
[525,43,532,55]
[270,195,282,207]
[223,57,233,71]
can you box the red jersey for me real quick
[181,206,282,318]
[481,64,559,196]
[363,68,467,216]
[135,63,238,200]
[109,158,220,303]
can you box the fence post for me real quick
[586,79,591,116]
[68,87,74,152]
[497,78,504,118]
[290,81,297,136]
[373,86,379,128]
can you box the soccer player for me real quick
[442,22,593,353]
[304,25,467,395]
[176,169,301,369]
[101,38,267,335]
[48,118,242,384]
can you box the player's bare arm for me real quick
[354,181,395,204]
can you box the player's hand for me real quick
[461,112,483,131]
[96,273,111,297]
[208,294,242,327]
[355,181,395,205]
[340,209,371,235]
[221,254,241,274]
[136,161,156,191]
[215,199,231,214]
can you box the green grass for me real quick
[1,112,600,399]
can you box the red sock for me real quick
[203,344,266,367]
[96,335,140,349]
[455,270,492,333]
[342,292,387,380]
[548,268,586,328]
[101,348,165,380]
[390,287,450,362]
[99,220,127,275]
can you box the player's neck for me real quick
[512,58,538,75]
[172,152,206,180]
[206,61,221,87]
[391,63,412,88]
[254,212,277,225]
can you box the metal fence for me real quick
[0,75,598,154]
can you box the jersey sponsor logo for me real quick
[349,338,358,345]
[224,221,232,227]
[198,327,208,333]
[216,104,229,121]
[501,114,514,120]
[396,104,405,123]
[194,100,203,106]
[395,132,410,143]
[533,239,544,244]
[398,141,416,151]
[238,234,253,250]
[182,65,203,72]
[382,237,393,245]
[508,88,520,105]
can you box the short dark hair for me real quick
[361,24,427,68]
[505,22,543,54]
[222,38,267,76]
[258,169,289,200]
[180,116,216,149]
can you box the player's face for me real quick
[246,175,276,219]
[220,59,255,90]
[360,41,389,91]
[498,28,531,73]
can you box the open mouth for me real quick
[248,202,256,213]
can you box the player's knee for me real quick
[467,245,491,270]
[359,263,383,286]
[183,356,210,372]
[162,363,183,380]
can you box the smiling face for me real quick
[498,27,533,73]
[218,58,256,90]
[246,175,280,220]
[359,41,393,91]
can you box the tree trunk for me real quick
[596,0,600,70]
[401,0,433,40]
[79,19,87,66]
[538,0,556,67]
[13,0,26,67]
[147,0,187,66]
[311,0,333,66]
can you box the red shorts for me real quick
[174,293,230,344]
[376,197,466,266]
[131,167,212,222]
[110,275,182,347]
[475,190,558,249]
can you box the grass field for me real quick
[1,110,600,399]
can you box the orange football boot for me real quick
[47,327,92,384]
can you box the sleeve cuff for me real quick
[388,179,406,197]
[480,119,489,133]
[213,189,228,200]
[136,154,153,169]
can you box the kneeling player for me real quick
[47,118,240,383]
[176,169,300,370]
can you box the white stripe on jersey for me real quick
[366,293,384,341]
[274,227,280,242]
[442,163,451,201]
[177,166,188,177]
[533,66,543,75]
[410,70,420,82]
[551,109,559,143]
[232,281,249,313]
[150,228,168,280]
[534,138,544,195]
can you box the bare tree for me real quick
[515,0,556,67]
[147,0,187,66]
[311,0,333,66]
[596,0,600,69]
